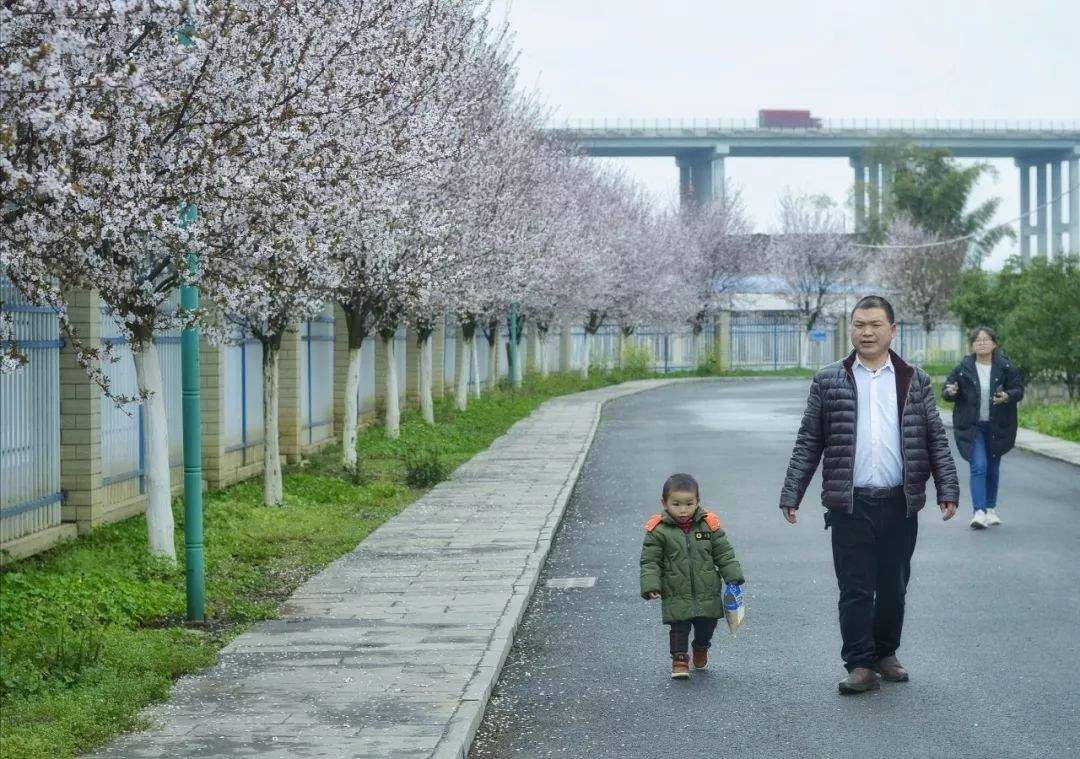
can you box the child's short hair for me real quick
[662,473,700,502]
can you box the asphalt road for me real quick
[470,379,1080,759]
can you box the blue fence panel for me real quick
[300,308,334,446]
[1,280,63,543]
[223,334,264,453]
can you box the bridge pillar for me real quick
[1036,162,1049,256]
[676,157,693,208]
[1051,159,1065,258]
[1017,159,1031,259]
[851,157,866,234]
[867,160,881,235]
[1070,154,1080,255]
[678,146,728,209]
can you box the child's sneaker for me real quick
[970,510,988,529]
[671,653,690,679]
[692,646,708,669]
[985,508,1002,526]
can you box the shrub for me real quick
[403,446,448,488]
[620,344,652,377]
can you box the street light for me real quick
[178,20,204,622]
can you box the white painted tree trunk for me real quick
[419,334,434,424]
[262,345,284,506]
[800,330,812,369]
[580,331,591,379]
[532,328,542,374]
[132,342,177,562]
[455,334,471,411]
[471,337,481,399]
[342,346,362,470]
[618,332,627,368]
[538,332,549,377]
[487,334,499,390]
[384,335,400,438]
[511,334,523,389]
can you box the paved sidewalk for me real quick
[941,415,1080,466]
[90,379,684,759]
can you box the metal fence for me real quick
[100,298,183,492]
[223,333,264,454]
[728,312,964,370]
[567,323,718,373]
[299,309,335,446]
[894,323,965,365]
[730,313,838,370]
[1,281,63,544]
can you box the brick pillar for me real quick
[559,325,573,372]
[836,313,850,362]
[431,320,446,397]
[715,311,732,371]
[59,289,103,534]
[332,303,349,435]
[277,323,304,463]
[405,325,421,406]
[526,322,539,374]
[199,336,226,489]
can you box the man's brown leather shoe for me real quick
[692,646,708,669]
[838,667,881,694]
[671,653,690,679]
[875,655,909,682]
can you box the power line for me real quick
[852,181,1079,250]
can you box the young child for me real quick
[640,473,745,679]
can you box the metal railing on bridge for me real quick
[552,117,1080,134]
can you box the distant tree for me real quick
[883,215,967,359]
[998,256,1080,400]
[947,264,1022,333]
[865,144,1012,263]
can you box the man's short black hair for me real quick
[662,473,700,502]
[851,295,895,324]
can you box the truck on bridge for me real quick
[758,109,822,129]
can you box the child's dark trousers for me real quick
[667,617,718,654]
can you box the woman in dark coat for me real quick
[941,326,1024,529]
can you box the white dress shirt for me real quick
[853,356,903,488]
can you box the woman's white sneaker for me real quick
[970,511,989,529]
[985,508,1002,526]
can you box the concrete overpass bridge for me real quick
[548,118,1080,256]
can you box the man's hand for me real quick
[782,506,798,524]
[944,382,959,396]
[940,502,958,521]
[993,390,1009,405]
[646,591,661,600]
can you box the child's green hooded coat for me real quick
[639,507,744,623]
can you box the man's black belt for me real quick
[853,486,904,499]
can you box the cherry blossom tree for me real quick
[882,214,967,358]
[769,192,862,368]
[682,190,756,333]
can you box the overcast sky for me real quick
[493,0,1079,269]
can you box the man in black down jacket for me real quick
[779,295,959,695]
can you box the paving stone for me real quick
[85,379,688,758]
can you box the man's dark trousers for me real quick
[829,490,918,672]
